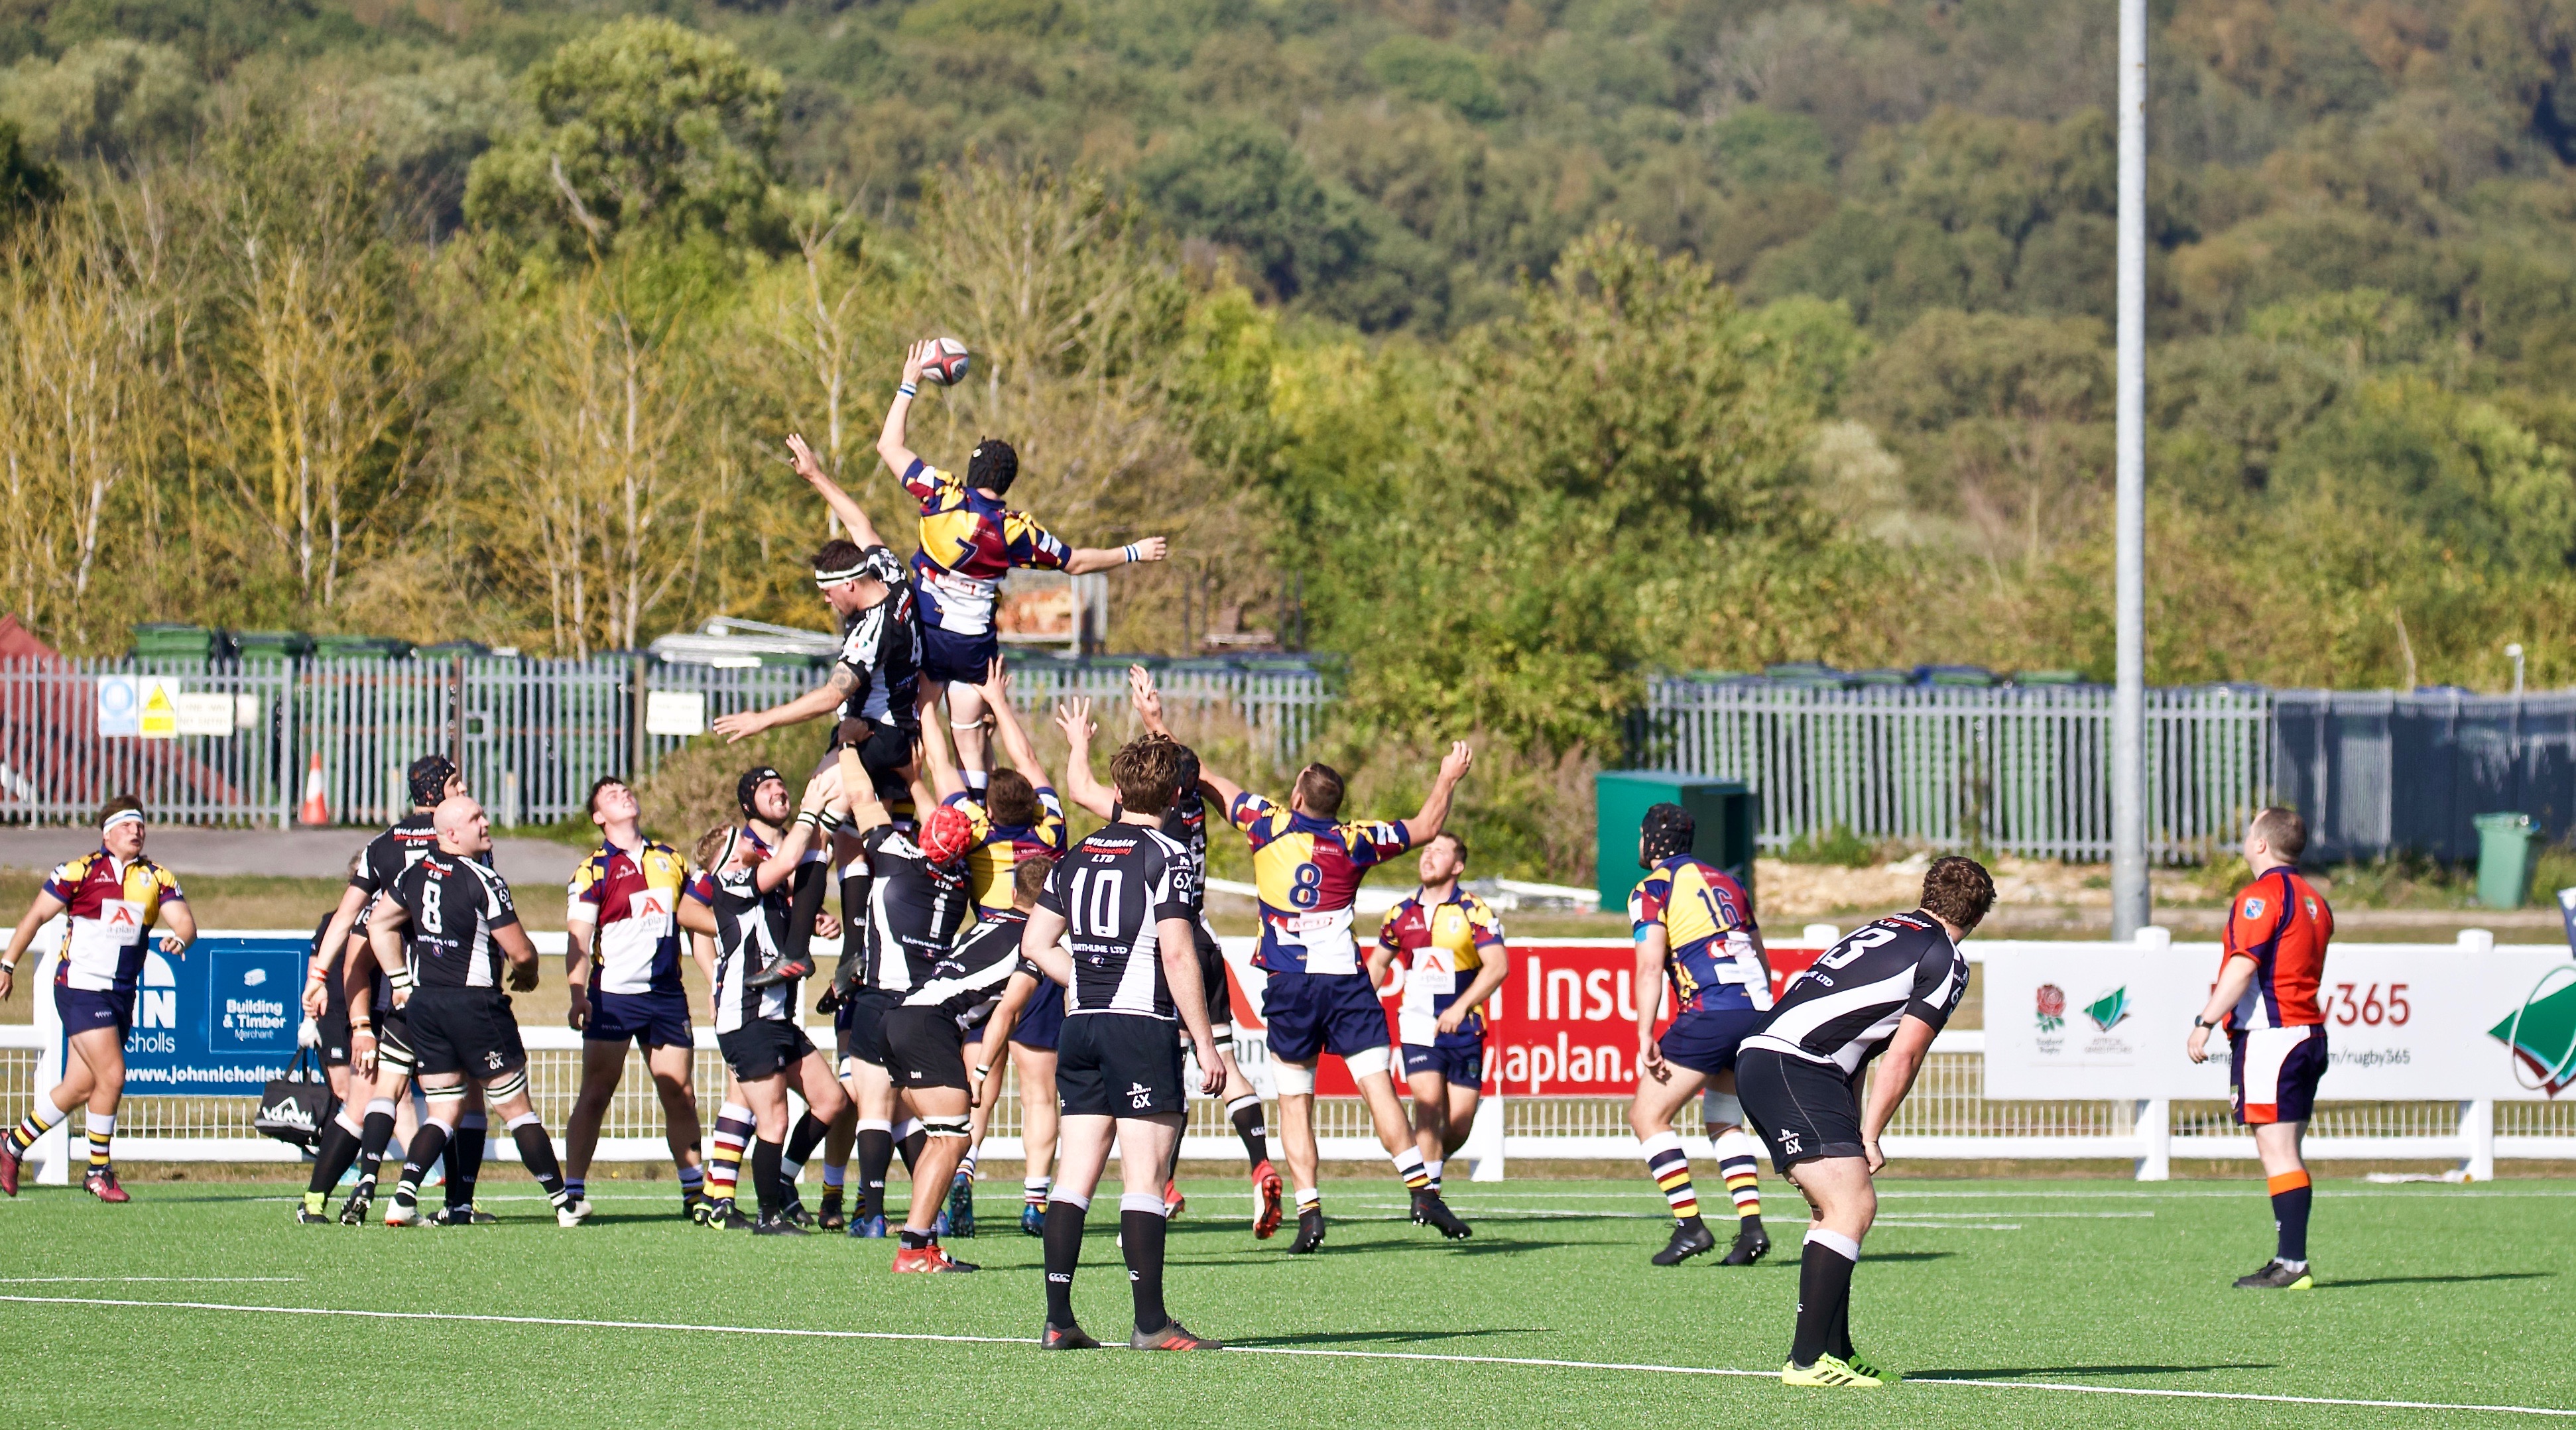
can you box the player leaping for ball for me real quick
[875,338,1168,792]
[1199,743,1476,1252]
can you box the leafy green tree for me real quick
[0,117,60,232]
[464,17,786,261]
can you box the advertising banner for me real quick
[72,935,306,1095]
[1982,943,2576,1101]
[1220,937,1827,1098]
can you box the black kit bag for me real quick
[255,1047,339,1150]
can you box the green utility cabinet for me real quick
[1595,771,1756,913]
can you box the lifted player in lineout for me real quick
[1626,802,1773,1268]
[1,796,195,1203]
[1199,741,1477,1252]
[1737,856,1992,1388]
[2189,806,2333,1291]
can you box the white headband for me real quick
[100,809,143,833]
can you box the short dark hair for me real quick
[585,774,629,821]
[1112,737,1184,817]
[1920,855,1997,933]
[1430,829,1467,863]
[97,793,145,826]
[967,438,1017,495]
[813,538,865,579]
[1013,853,1055,910]
[987,768,1039,828]
[1292,763,1345,818]
[2250,806,2308,861]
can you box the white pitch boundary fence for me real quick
[5,935,2570,1185]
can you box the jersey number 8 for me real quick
[1289,863,1322,910]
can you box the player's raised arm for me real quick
[1196,761,1248,817]
[1400,741,1475,847]
[1060,536,1168,575]
[788,432,883,548]
[711,665,858,744]
[875,340,932,481]
[1052,699,1116,819]
[973,657,1052,790]
[916,684,970,803]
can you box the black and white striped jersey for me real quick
[390,853,520,991]
[708,866,796,1033]
[1741,910,1968,1077]
[837,586,922,728]
[851,823,971,995]
[902,907,1028,1028]
[1038,821,1195,1020]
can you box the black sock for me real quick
[1792,1237,1857,1368]
[781,863,826,967]
[900,1226,934,1250]
[898,1126,926,1175]
[1042,1199,1088,1326]
[394,1122,450,1209]
[306,1120,363,1196]
[1831,1278,1855,1360]
[752,1139,785,1217]
[857,1128,894,1219]
[1231,1097,1269,1167]
[2273,1179,2312,1264]
[786,1112,828,1171]
[357,1107,396,1187]
[447,1115,487,1209]
[510,1120,568,1201]
[1122,1207,1170,1334]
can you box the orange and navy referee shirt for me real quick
[2221,866,2333,1030]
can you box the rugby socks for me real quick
[505,1112,570,1204]
[7,1093,64,1156]
[709,1102,753,1205]
[957,1146,979,1183]
[895,1118,926,1175]
[1792,1228,1861,1368]
[1393,1146,1430,1191]
[751,1138,786,1217]
[2268,1169,2313,1269]
[564,1178,586,1205]
[782,1112,829,1190]
[304,1112,367,1211]
[1024,1175,1052,1211]
[393,1122,452,1211]
[447,1112,488,1210]
[1295,1186,1321,1216]
[856,1119,896,1221]
[1713,1126,1764,1228]
[822,1163,845,1195]
[1042,1193,1090,1326]
[84,1112,113,1170]
[1121,1193,1171,1333]
[676,1158,704,1199]
[965,768,990,796]
[355,1099,397,1195]
[1640,1131,1700,1223]
[1228,1095,1269,1167]
[1426,1159,1443,1195]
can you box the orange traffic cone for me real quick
[298,752,330,826]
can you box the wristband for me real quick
[350,1022,373,1034]
[796,810,821,830]
[897,382,918,398]
[306,965,328,984]
[1121,543,1142,564]
[973,1064,991,1079]
[1,961,15,975]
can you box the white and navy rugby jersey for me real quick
[391,853,520,992]
[1741,910,1967,1077]
[708,864,798,1033]
[851,823,971,995]
[902,907,1028,1030]
[1038,821,1196,1020]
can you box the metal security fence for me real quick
[2274,689,2576,863]
[0,656,1329,827]
[1638,680,2272,863]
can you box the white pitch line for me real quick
[0,1277,304,1284]
[3,1295,2569,1417]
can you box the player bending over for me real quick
[366,797,591,1228]
[562,777,706,1220]
[695,772,853,1234]
[1737,857,1990,1388]
[1020,736,1227,1350]
[2189,806,2332,1291]
[1369,830,1508,1206]
[1,796,194,1203]
[1626,802,1773,1267]
[875,338,1166,790]
[1200,743,1476,1252]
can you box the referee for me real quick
[1736,856,1993,1388]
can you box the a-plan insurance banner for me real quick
[1220,938,1829,1098]
[1982,942,2576,1101]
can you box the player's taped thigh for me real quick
[1703,1090,1744,1126]
[1343,1044,1392,1079]
[1272,1059,1316,1096]
[922,1116,971,1140]
[485,1067,531,1103]
[420,1079,467,1126]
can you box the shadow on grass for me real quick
[1231,1327,1550,1348]
[1911,1363,2277,1380]
[2321,1272,2550,1289]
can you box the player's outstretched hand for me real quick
[976,654,1011,701]
[1438,741,1475,784]
[1054,697,1095,746]
[1127,665,1167,731]
[784,433,828,484]
[1127,536,1169,564]
[710,709,767,744]
[900,339,934,386]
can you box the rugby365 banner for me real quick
[1983,941,2576,1101]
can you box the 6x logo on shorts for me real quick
[1779,1131,1803,1156]
[1127,1081,1153,1110]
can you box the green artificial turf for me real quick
[1,1175,2568,1427]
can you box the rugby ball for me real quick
[922,337,971,386]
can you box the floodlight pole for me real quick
[2111,0,2150,942]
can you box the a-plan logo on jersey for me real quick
[2085,986,2130,1033]
[1127,1081,1154,1110]
[2035,983,2066,1034]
